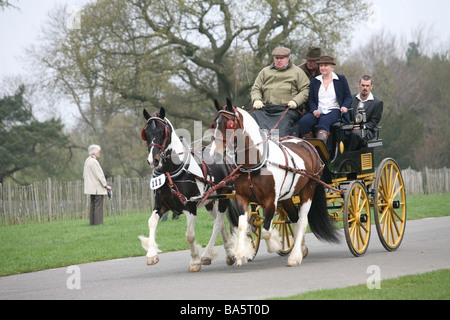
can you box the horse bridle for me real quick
[211,107,243,143]
[141,116,171,159]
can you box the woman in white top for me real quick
[299,56,352,144]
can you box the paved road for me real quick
[1,216,449,300]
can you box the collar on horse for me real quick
[152,138,191,179]
[234,130,270,173]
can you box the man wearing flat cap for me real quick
[250,46,310,137]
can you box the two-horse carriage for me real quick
[139,99,406,271]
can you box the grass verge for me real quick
[272,269,450,300]
[1,193,449,277]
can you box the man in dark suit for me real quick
[348,75,383,150]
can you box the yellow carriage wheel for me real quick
[247,203,262,260]
[373,158,407,251]
[272,207,295,256]
[343,180,371,256]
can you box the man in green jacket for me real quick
[250,47,309,137]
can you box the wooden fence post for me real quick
[117,175,122,216]
[47,178,52,222]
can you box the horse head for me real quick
[210,99,263,167]
[141,107,174,170]
[210,98,241,156]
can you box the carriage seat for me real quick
[366,126,383,148]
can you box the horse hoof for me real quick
[226,256,236,266]
[302,246,309,259]
[287,259,302,267]
[147,256,159,265]
[188,264,201,272]
[201,258,212,265]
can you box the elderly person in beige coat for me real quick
[83,144,112,225]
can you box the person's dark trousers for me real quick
[90,195,104,225]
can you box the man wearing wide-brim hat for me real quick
[299,46,321,80]
[250,46,310,137]
[299,46,321,113]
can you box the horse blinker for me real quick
[226,120,236,130]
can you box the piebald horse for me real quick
[139,108,239,272]
[210,99,340,267]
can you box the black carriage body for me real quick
[303,121,406,257]
[306,122,382,179]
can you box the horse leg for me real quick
[287,199,312,267]
[200,208,223,265]
[261,205,281,253]
[221,221,236,266]
[185,212,202,272]
[233,213,254,266]
[231,197,255,266]
[283,199,309,259]
[289,223,308,259]
[301,235,309,258]
[139,210,161,265]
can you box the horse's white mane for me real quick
[164,117,175,132]
[163,117,185,152]
[236,107,264,146]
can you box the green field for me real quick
[272,268,450,300]
[1,193,449,299]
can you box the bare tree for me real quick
[0,0,17,10]
[29,0,368,125]
[25,0,368,177]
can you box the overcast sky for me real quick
[1,0,449,79]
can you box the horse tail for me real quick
[226,198,240,228]
[308,183,340,243]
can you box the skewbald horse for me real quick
[139,107,239,272]
[210,99,340,267]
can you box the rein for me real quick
[200,164,243,203]
[267,105,290,136]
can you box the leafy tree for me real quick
[406,41,421,66]
[340,31,450,170]
[0,85,71,184]
[410,53,450,168]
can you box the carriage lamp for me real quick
[355,111,367,138]
[355,111,367,124]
